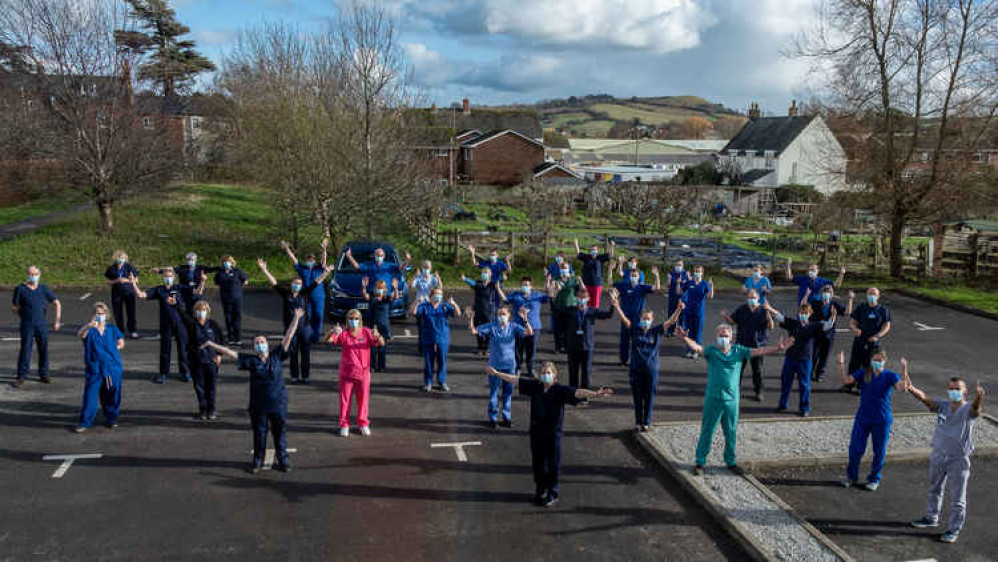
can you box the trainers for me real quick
[248,464,262,474]
[129,332,139,339]
[39,376,53,384]
[841,478,856,488]
[73,426,87,434]
[208,411,218,421]
[12,378,25,388]
[692,465,705,476]
[542,494,559,508]
[489,421,499,429]
[339,427,350,437]
[939,531,959,543]
[438,384,450,393]
[864,481,880,491]
[754,393,764,402]
[910,517,938,529]
[422,384,432,393]
[727,464,745,475]
[499,419,513,428]
[105,422,118,429]
[360,426,371,436]
[799,411,810,418]
[275,463,291,473]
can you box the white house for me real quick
[719,102,847,195]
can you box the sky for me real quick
[173,0,821,114]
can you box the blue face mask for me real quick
[948,389,965,402]
[223,262,233,270]
[867,295,878,305]
[348,318,360,329]
[481,272,490,281]
[521,285,531,294]
[716,336,730,348]
[754,270,762,278]
[747,298,758,307]
[590,249,599,257]
[821,293,832,302]
[432,293,443,302]
[578,299,589,308]
[630,276,639,285]
[539,373,554,384]
[423,268,431,275]
[254,342,268,354]
[96,313,107,324]
[694,272,703,280]
[490,255,498,263]
[305,260,315,268]
[375,288,385,296]
[798,314,810,323]
[807,270,817,279]
[28,275,40,284]
[195,310,207,320]
[163,277,174,285]
[870,360,885,372]
[291,283,302,293]
[638,319,651,329]
[674,265,683,272]
[187,260,196,267]
[117,258,126,265]
[555,256,563,264]
[560,269,570,277]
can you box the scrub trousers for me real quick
[515,333,538,375]
[221,296,243,343]
[338,374,371,428]
[618,322,633,365]
[308,295,325,343]
[371,320,390,372]
[567,348,594,389]
[422,342,448,386]
[474,316,491,352]
[487,374,514,423]
[190,360,218,415]
[924,454,971,534]
[158,318,188,377]
[666,294,684,336]
[847,338,880,390]
[810,333,834,380]
[288,325,312,381]
[778,356,813,414]
[695,398,739,467]
[111,289,137,334]
[531,429,563,499]
[847,419,890,483]
[740,355,764,395]
[551,307,567,352]
[249,409,288,468]
[16,322,49,379]
[684,307,705,352]
[78,372,122,427]
[585,284,603,308]
[629,367,658,426]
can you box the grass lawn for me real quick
[905,285,998,314]
[0,195,85,226]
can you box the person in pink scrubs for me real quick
[325,308,384,437]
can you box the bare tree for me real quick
[793,0,998,276]
[602,182,709,238]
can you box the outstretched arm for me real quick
[651,266,661,292]
[487,366,518,384]
[575,387,614,400]
[785,258,794,282]
[466,307,478,335]
[663,301,685,328]
[834,267,845,289]
[202,341,239,360]
[257,259,277,286]
[573,237,581,256]
[129,274,148,299]
[344,247,359,269]
[845,291,855,316]
[750,337,792,357]
[609,290,630,329]
[720,309,735,325]
[279,240,299,265]
[675,326,702,355]
[467,245,478,266]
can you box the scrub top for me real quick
[105,263,140,295]
[465,279,498,321]
[477,257,509,284]
[743,276,772,305]
[274,281,320,328]
[621,267,646,284]
[239,347,289,414]
[506,290,550,330]
[564,306,613,352]
[144,285,185,322]
[682,279,711,310]
[731,304,769,348]
[416,302,456,345]
[810,300,846,336]
[612,281,653,321]
[931,400,977,458]
[668,270,691,298]
[703,345,752,401]
[792,274,833,306]
[853,368,901,425]
[183,315,222,365]
[547,261,573,279]
[519,378,581,436]
[82,325,123,376]
[780,318,824,359]
[330,328,379,379]
[12,283,57,325]
[851,304,891,339]
[214,268,248,301]
[478,322,525,372]
[629,324,665,372]
[552,277,582,309]
[294,263,327,300]
[366,290,393,328]
[411,274,439,301]
[360,262,400,286]
[577,252,611,286]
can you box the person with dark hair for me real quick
[410,287,461,392]
[361,277,399,373]
[721,289,773,402]
[469,244,511,309]
[574,237,614,308]
[131,269,190,384]
[808,286,854,382]
[498,276,550,376]
[549,264,583,354]
[666,259,692,336]
[462,268,499,357]
[213,255,249,345]
[766,301,837,417]
[785,258,845,309]
[280,238,330,342]
[679,265,713,359]
[843,287,892,394]
[611,265,661,366]
[563,287,613,391]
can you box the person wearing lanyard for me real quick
[742,264,772,306]
[548,266,584,354]
[468,305,532,429]
[563,287,614,391]
[680,323,790,475]
[843,287,892,394]
[258,259,333,384]
[411,288,461,393]
[617,255,646,284]
[361,277,398,373]
[74,302,124,433]
[178,291,224,420]
[486,361,613,507]
[611,292,684,431]
[280,238,329,342]
[667,259,692,336]
[808,286,854,382]
[158,252,216,312]
[326,309,385,436]
[410,261,441,354]
[204,308,304,473]
[11,266,61,387]
[766,301,836,416]
[785,258,845,309]
[721,289,773,402]
[610,265,660,367]
[679,266,713,359]
[130,269,193,384]
[545,253,572,337]
[907,371,985,544]
[469,245,511,308]
[837,349,906,490]
[104,250,140,338]
[498,277,550,376]
[574,237,614,308]
[213,255,249,345]
[462,269,499,357]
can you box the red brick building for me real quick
[458,130,545,185]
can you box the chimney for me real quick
[788,99,798,118]
[462,97,470,115]
[748,102,761,120]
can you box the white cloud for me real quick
[404,42,563,92]
[194,30,237,46]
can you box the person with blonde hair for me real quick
[325,309,384,437]
[179,290,224,420]
[74,301,125,432]
[213,254,249,345]
[104,250,140,338]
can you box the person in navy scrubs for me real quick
[574,237,614,308]
[611,265,661,366]
[213,255,249,345]
[666,259,692,336]
[487,361,613,507]
[844,287,892,393]
[469,244,511,308]
[104,250,140,338]
[462,269,499,357]
[410,287,461,392]
[11,266,61,387]
[361,277,398,373]
[178,297,224,420]
[158,252,216,312]
[205,308,305,474]
[74,302,124,432]
[808,286,854,382]
[281,238,330,342]
[563,287,613,390]
[131,269,204,384]
[611,292,684,431]
[766,301,837,416]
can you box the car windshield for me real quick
[336,248,398,272]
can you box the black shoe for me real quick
[289,378,301,385]
[196,410,207,420]
[208,411,218,421]
[775,407,787,413]
[489,421,499,429]
[153,375,166,384]
[799,411,810,418]
[301,379,310,385]
[275,463,291,473]
[105,422,118,429]
[755,393,764,402]
[727,464,745,475]
[499,419,513,428]
[533,494,546,506]
[248,464,262,474]
[692,465,705,476]
[39,376,53,384]
[180,374,191,383]
[12,378,25,389]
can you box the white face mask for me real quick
[195,310,207,320]
[498,315,510,325]
[96,313,107,324]
[539,373,555,385]
[630,276,639,284]
[348,318,361,329]
[716,336,730,348]
[163,277,174,285]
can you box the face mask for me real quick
[375,288,385,296]
[578,298,589,308]
[821,293,831,302]
[117,258,126,265]
[521,286,531,294]
[590,249,598,257]
[163,277,174,285]
[560,269,570,277]
[28,275,40,284]
[96,313,107,324]
[948,389,965,402]
[481,272,490,281]
[432,294,443,303]
[747,298,758,307]
[629,262,638,270]
[348,318,360,329]
[807,270,817,279]
[870,360,885,372]
[187,260,196,267]
[798,314,809,323]
[223,261,233,269]
[638,319,651,329]
[423,268,431,275]
[716,336,730,348]
[674,265,683,272]
[305,260,315,267]
[195,310,207,320]
[694,272,703,280]
[555,256,563,264]
[291,283,302,292]
[867,295,878,305]
[754,271,762,278]
[490,255,498,263]
[375,255,384,264]
[254,342,268,354]
[630,275,639,285]
[498,315,510,325]
[539,373,554,385]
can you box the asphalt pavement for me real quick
[0,286,994,561]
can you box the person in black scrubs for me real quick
[131,269,202,384]
[461,269,499,357]
[104,250,140,338]
[844,287,892,393]
[721,289,774,402]
[765,301,837,416]
[258,259,333,384]
[158,252,217,312]
[487,361,613,507]
[214,255,249,345]
[11,266,61,387]
[361,277,398,373]
[808,286,854,382]
[563,287,613,390]
[178,296,224,420]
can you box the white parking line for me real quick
[913,321,944,331]
[1,337,20,342]
[431,441,482,462]
[79,293,92,301]
[42,453,103,478]
[904,559,938,562]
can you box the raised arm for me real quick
[675,325,702,355]
[707,277,714,299]
[972,381,985,418]
[360,277,371,301]
[517,307,534,336]
[320,237,329,268]
[573,237,581,256]
[282,309,304,352]
[651,266,662,292]
[662,301,685,328]
[720,309,735,325]
[836,351,857,386]
[785,258,794,282]
[202,340,239,360]
[467,244,478,266]
[608,289,630,329]
[302,265,334,294]
[845,291,855,316]
[763,302,785,324]
[495,282,508,303]
[194,272,208,296]
[399,251,412,271]
[901,358,935,411]
[466,307,478,335]
[279,240,299,265]
[750,336,792,357]
[129,274,148,299]
[257,259,277,286]
[76,320,98,339]
[449,297,463,317]
[390,278,400,301]
[344,247,360,269]
[608,239,616,259]
[834,266,845,289]
[409,296,423,316]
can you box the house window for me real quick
[972,152,984,163]
[764,150,775,169]
[90,83,98,96]
[920,151,930,162]
[191,117,201,130]
[142,116,154,130]
[464,148,474,161]
[436,150,449,158]
[790,162,798,182]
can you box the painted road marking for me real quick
[42,453,103,478]
[79,293,92,301]
[904,559,938,562]
[247,448,297,470]
[835,329,852,333]
[1,337,20,342]
[431,441,482,462]
[913,322,944,331]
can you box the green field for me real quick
[571,120,615,137]
[0,196,84,225]
[544,112,592,129]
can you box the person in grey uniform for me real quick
[904,362,985,544]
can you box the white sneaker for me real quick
[864,481,880,491]
[360,426,371,436]
[339,427,350,437]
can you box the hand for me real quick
[848,290,855,299]
[778,337,794,351]
[167,296,177,306]
[467,245,475,254]
[321,237,329,249]
[787,257,793,266]
[840,266,846,275]
[391,278,398,289]
[279,240,289,250]
[596,387,614,397]
[518,307,529,321]
[708,277,713,287]
[361,276,369,287]
[293,308,306,319]
[868,335,878,343]
[460,274,467,282]
[976,381,985,398]
[53,320,61,331]
[448,297,458,307]
[852,328,862,337]
[675,326,688,339]
[678,301,685,310]
[405,251,412,262]
[838,351,846,364]
[617,255,625,263]
[331,323,343,336]
[609,287,619,299]
[257,258,266,269]
[345,247,352,257]
[372,326,381,339]
[900,357,908,370]
[609,240,616,247]
[651,266,659,275]
[129,274,137,283]
[200,272,208,281]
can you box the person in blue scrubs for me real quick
[74,302,124,432]
[563,287,614,390]
[785,258,845,309]
[487,361,613,507]
[178,299,224,420]
[721,289,774,402]
[11,266,61,387]
[611,265,661,366]
[546,253,573,339]
[498,277,550,376]
[837,349,906,490]
[611,294,684,431]
[574,237,615,308]
[411,288,461,392]
[809,286,854,382]
[131,269,201,384]
[361,277,398,373]
[462,269,499,356]
[104,250,140,338]
[680,266,714,359]
[344,246,410,287]
[766,301,837,416]
[204,308,304,474]
[742,264,772,306]
[469,244,511,308]
[281,238,329,342]
[617,255,646,284]
[667,259,692,336]
[844,287,892,393]
[213,255,249,345]
[468,305,532,429]
[410,261,441,354]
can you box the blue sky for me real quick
[173,0,819,114]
